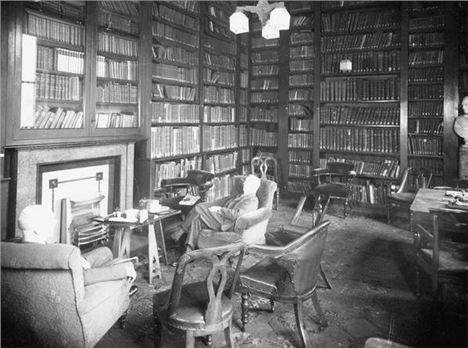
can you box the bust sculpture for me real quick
[454,96,468,146]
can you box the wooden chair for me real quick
[386,167,432,226]
[311,162,356,218]
[239,221,330,348]
[414,208,468,298]
[153,242,246,348]
[251,155,279,210]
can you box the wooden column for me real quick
[399,2,409,173]
[278,29,289,190]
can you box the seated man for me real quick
[179,175,261,252]
[18,204,138,293]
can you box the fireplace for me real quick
[10,142,134,239]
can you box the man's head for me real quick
[18,205,56,244]
[242,175,261,195]
[462,96,468,114]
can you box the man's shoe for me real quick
[129,285,138,296]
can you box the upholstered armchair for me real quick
[1,242,130,348]
[197,176,278,248]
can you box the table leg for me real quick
[112,227,132,258]
[148,222,162,285]
[158,220,169,265]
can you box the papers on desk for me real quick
[179,194,200,206]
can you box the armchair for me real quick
[311,162,356,218]
[153,242,246,348]
[251,154,280,210]
[239,221,331,348]
[1,242,130,348]
[197,176,277,248]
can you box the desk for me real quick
[101,209,181,285]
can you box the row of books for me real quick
[95,112,138,128]
[207,4,229,22]
[320,32,400,52]
[152,102,199,123]
[349,183,389,205]
[291,15,314,28]
[29,2,84,21]
[152,44,199,66]
[289,164,315,178]
[320,77,400,102]
[408,50,444,66]
[320,106,399,125]
[239,125,248,147]
[37,46,84,75]
[29,106,83,129]
[252,65,279,77]
[240,71,248,89]
[290,60,314,72]
[322,157,400,178]
[251,78,279,90]
[290,32,314,45]
[36,72,81,101]
[240,90,249,106]
[250,107,279,123]
[204,53,236,70]
[203,106,235,123]
[241,149,251,163]
[288,133,313,148]
[152,84,196,101]
[153,3,198,31]
[204,86,235,104]
[240,54,248,69]
[206,19,233,40]
[99,1,139,18]
[171,1,198,12]
[321,51,400,74]
[287,180,315,194]
[206,175,234,203]
[239,107,248,123]
[203,35,237,57]
[320,127,399,153]
[289,150,312,164]
[26,11,84,47]
[408,85,443,100]
[408,67,443,83]
[98,11,139,36]
[409,15,444,31]
[409,32,444,48]
[409,158,443,176]
[251,51,279,64]
[152,22,198,48]
[290,46,314,59]
[96,56,137,81]
[250,128,278,147]
[96,82,137,104]
[290,88,313,101]
[252,37,279,49]
[409,119,443,135]
[290,118,313,131]
[154,157,202,189]
[203,126,238,151]
[290,74,313,87]
[408,136,442,156]
[204,68,235,86]
[321,10,400,33]
[206,152,238,174]
[98,32,138,57]
[150,126,200,158]
[250,91,279,104]
[153,64,197,84]
[409,101,443,117]
[289,104,312,117]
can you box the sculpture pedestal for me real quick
[460,146,468,179]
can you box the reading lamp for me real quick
[229,0,290,39]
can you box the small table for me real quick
[99,209,181,285]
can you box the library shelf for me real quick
[151,153,202,162]
[320,124,399,128]
[152,78,197,87]
[320,150,400,157]
[34,38,84,51]
[96,50,138,61]
[97,76,138,84]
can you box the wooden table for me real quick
[100,209,181,285]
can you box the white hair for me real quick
[18,205,56,243]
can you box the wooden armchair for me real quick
[239,221,330,348]
[153,242,246,348]
[414,208,468,298]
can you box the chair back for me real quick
[275,221,330,295]
[1,242,86,347]
[251,155,279,182]
[168,242,246,326]
[398,167,432,194]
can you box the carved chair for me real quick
[251,155,279,210]
[414,208,468,298]
[386,167,432,226]
[239,221,330,348]
[311,162,356,218]
[153,242,246,348]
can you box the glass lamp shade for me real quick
[262,19,280,39]
[230,11,249,34]
[270,6,290,31]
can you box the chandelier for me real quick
[229,0,291,39]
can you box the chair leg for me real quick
[224,321,234,348]
[294,301,310,348]
[319,264,332,290]
[311,291,328,329]
[269,299,275,313]
[241,292,250,332]
[185,331,195,348]
[387,203,391,225]
[119,310,128,329]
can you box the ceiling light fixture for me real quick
[229,0,290,40]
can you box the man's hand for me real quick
[123,262,136,282]
[208,206,222,213]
